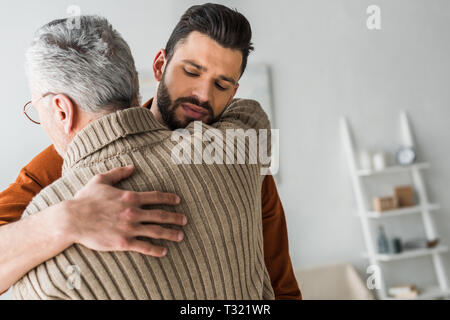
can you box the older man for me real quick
[0,3,300,299]
[10,15,274,299]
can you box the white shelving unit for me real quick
[356,162,430,177]
[364,246,448,262]
[340,112,449,300]
[366,203,440,219]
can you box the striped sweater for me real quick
[12,98,275,300]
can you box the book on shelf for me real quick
[388,284,419,299]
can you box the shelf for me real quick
[366,203,440,219]
[364,245,448,262]
[356,162,430,177]
[342,114,450,296]
[385,286,450,300]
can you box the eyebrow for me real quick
[182,59,237,85]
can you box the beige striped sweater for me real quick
[12,98,274,300]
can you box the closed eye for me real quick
[184,68,228,91]
[215,83,227,91]
[184,69,199,77]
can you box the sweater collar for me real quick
[62,105,166,171]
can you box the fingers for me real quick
[135,208,187,226]
[136,191,181,206]
[134,224,184,243]
[93,165,135,185]
[126,238,168,257]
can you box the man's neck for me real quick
[58,110,109,157]
[148,96,165,126]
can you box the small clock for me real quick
[396,146,416,166]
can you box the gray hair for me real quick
[26,15,140,113]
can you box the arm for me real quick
[0,165,185,294]
[1,146,189,298]
[0,145,62,227]
[0,145,64,294]
[212,98,271,132]
[261,175,302,300]
[0,200,73,293]
[200,98,271,170]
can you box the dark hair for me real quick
[165,3,254,77]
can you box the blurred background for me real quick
[1,0,450,300]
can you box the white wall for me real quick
[225,0,450,288]
[224,0,450,287]
[1,0,450,299]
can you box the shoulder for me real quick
[23,145,63,187]
[229,98,262,108]
[228,98,267,117]
[223,98,271,130]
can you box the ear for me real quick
[153,49,167,82]
[52,94,75,134]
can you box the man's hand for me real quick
[65,165,186,257]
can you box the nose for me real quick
[191,79,213,105]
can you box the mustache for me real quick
[173,96,213,116]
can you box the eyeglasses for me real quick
[23,92,56,125]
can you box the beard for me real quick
[156,71,216,130]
